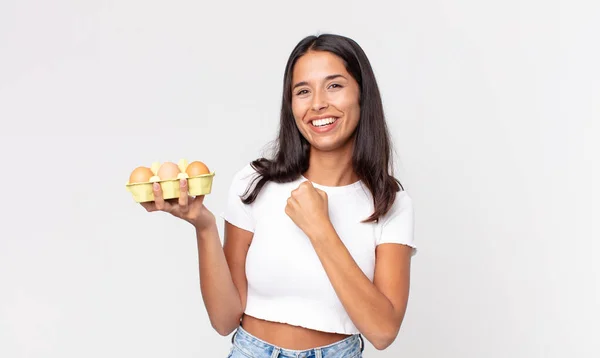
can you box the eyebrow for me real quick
[292,74,347,90]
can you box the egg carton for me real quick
[126,159,215,203]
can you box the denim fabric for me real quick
[227,326,363,358]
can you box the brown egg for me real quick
[157,162,181,180]
[129,166,154,184]
[185,161,210,177]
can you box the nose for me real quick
[311,90,328,112]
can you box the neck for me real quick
[303,142,359,187]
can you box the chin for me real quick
[309,140,351,153]
[311,145,338,153]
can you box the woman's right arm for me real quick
[196,221,252,336]
[142,179,252,336]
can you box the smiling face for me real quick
[291,50,361,153]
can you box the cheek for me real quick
[291,99,308,122]
[338,95,360,120]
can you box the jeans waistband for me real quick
[231,325,364,357]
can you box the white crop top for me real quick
[220,164,416,335]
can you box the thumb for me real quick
[194,195,206,205]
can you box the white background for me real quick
[1,0,598,357]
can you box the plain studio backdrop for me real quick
[0,0,598,357]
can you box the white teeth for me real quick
[311,117,337,127]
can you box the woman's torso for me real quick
[238,173,378,349]
[242,174,378,335]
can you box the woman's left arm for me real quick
[285,181,413,350]
[309,224,412,350]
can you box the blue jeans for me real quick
[228,325,364,358]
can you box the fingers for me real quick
[178,179,189,213]
[147,181,207,219]
[300,180,314,188]
[291,188,300,199]
[153,182,170,212]
[315,188,328,200]
[285,197,294,217]
[286,196,298,210]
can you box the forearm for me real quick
[309,224,400,349]
[196,225,243,335]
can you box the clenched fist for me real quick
[285,181,331,239]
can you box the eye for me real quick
[295,89,309,96]
[328,83,343,89]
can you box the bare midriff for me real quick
[240,314,352,350]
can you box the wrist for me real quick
[195,221,217,240]
[308,219,335,242]
[191,209,216,231]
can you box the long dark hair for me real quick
[242,33,403,223]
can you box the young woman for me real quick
[142,33,416,358]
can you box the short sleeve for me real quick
[376,191,417,255]
[220,164,257,233]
